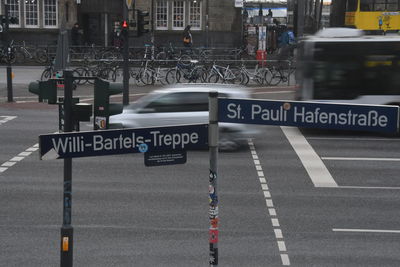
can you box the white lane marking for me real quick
[19,151,32,157]
[281,254,290,266]
[307,137,397,141]
[0,143,38,175]
[338,186,400,190]
[10,156,24,162]
[322,157,400,161]
[0,116,17,125]
[274,229,283,239]
[333,228,400,234]
[271,218,280,227]
[277,241,287,252]
[281,126,338,188]
[269,208,277,216]
[249,139,290,266]
[2,161,16,167]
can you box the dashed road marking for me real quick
[248,139,291,266]
[0,143,38,175]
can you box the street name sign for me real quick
[218,98,399,133]
[39,124,208,160]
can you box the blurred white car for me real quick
[109,84,260,151]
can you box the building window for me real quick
[189,1,201,30]
[156,0,168,30]
[43,0,58,28]
[7,0,21,27]
[25,0,39,28]
[172,1,185,30]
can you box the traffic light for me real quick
[93,78,123,130]
[137,10,150,36]
[121,19,128,34]
[28,80,58,104]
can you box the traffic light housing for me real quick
[28,80,58,104]
[93,78,123,130]
[137,10,150,36]
[121,20,129,34]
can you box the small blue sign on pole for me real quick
[218,98,399,133]
[39,124,208,160]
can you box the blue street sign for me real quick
[218,98,399,133]
[39,124,208,160]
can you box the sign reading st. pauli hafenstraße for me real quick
[39,124,208,160]
[218,98,399,133]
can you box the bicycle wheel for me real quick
[41,68,53,81]
[141,69,155,85]
[223,68,237,84]
[133,70,146,86]
[35,49,48,64]
[208,73,220,83]
[189,66,207,83]
[98,67,116,82]
[229,67,243,84]
[254,68,266,85]
[264,68,281,86]
[155,68,168,85]
[72,67,88,85]
[166,68,181,84]
[239,71,250,85]
[113,67,124,83]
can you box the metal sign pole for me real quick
[123,1,130,106]
[208,91,219,266]
[60,70,74,267]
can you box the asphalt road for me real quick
[1,66,400,266]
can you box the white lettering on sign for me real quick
[227,103,242,119]
[251,104,288,121]
[150,131,199,149]
[246,104,389,128]
[293,107,388,127]
[51,131,200,154]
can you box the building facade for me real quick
[0,0,77,45]
[1,0,243,48]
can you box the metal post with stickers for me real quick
[208,91,219,266]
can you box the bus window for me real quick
[374,0,386,11]
[299,40,400,102]
[346,0,358,11]
[360,0,373,11]
[386,0,398,11]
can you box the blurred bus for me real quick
[296,28,400,106]
[345,0,400,33]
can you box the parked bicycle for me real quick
[236,61,267,85]
[205,61,238,84]
[14,41,48,64]
[165,60,206,84]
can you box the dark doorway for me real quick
[82,13,103,45]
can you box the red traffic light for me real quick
[122,20,128,28]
